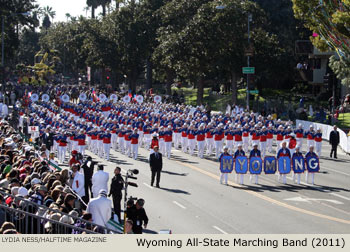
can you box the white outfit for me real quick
[86,195,112,227]
[91,170,109,198]
[72,172,85,197]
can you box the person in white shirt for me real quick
[72,164,85,198]
[92,165,109,198]
[86,189,112,227]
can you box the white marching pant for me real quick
[98,141,103,157]
[78,145,85,156]
[252,140,259,148]
[181,137,188,153]
[103,143,111,160]
[165,141,172,158]
[125,141,131,157]
[242,137,249,153]
[174,133,181,149]
[315,141,322,157]
[197,141,205,158]
[260,141,266,158]
[118,137,125,153]
[58,146,67,163]
[131,143,138,160]
[72,141,78,152]
[220,173,228,184]
[215,140,222,159]
[188,139,196,155]
[144,134,151,150]
[307,139,315,149]
[205,138,214,155]
[276,140,282,153]
[226,140,233,155]
[292,172,301,184]
[296,138,303,151]
[91,140,97,154]
[111,134,117,149]
[159,139,165,155]
[305,171,315,185]
[138,132,143,147]
[267,139,273,153]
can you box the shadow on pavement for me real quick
[159,187,191,195]
[161,170,188,176]
[321,157,350,163]
[143,229,158,234]
[108,158,133,165]
[170,155,199,164]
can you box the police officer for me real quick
[109,167,124,222]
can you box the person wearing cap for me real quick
[142,122,152,150]
[249,143,262,184]
[164,126,173,159]
[150,133,159,155]
[204,124,214,156]
[305,145,318,185]
[124,125,133,158]
[173,121,181,150]
[292,146,304,184]
[275,125,284,153]
[219,146,231,185]
[102,129,112,161]
[225,126,234,156]
[294,124,304,152]
[97,129,104,158]
[304,125,315,149]
[130,128,139,160]
[90,128,98,154]
[329,125,340,159]
[117,125,126,154]
[187,125,196,156]
[213,125,224,159]
[86,189,112,227]
[30,185,47,205]
[277,141,291,184]
[149,146,162,188]
[180,124,189,153]
[57,132,68,164]
[92,165,109,198]
[158,126,166,155]
[314,128,323,157]
[195,125,206,158]
[234,143,245,158]
[76,130,86,156]
[258,127,268,158]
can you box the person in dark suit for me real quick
[109,167,124,222]
[149,146,162,188]
[329,125,340,159]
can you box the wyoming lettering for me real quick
[136,237,318,249]
[1,236,107,243]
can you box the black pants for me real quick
[330,144,338,158]
[151,168,161,186]
[112,194,122,222]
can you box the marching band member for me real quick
[305,125,315,149]
[266,124,274,154]
[143,121,152,150]
[258,126,267,158]
[213,124,224,159]
[150,133,159,155]
[158,126,166,155]
[97,128,104,158]
[90,127,98,154]
[196,124,206,158]
[181,124,189,153]
[102,129,112,161]
[77,129,86,156]
[124,125,133,158]
[187,124,196,156]
[205,123,214,156]
[219,146,231,185]
[117,124,126,154]
[242,124,250,153]
[292,146,303,184]
[164,126,173,159]
[130,128,139,160]
[249,143,261,184]
[294,124,304,151]
[173,119,181,150]
[305,146,318,185]
[57,130,68,164]
[314,128,323,157]
[250,125,260,149]
[277,141,291,184]
[275,125,284,153]
[225,125,234,155]
[288,134,297,157]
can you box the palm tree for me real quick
[65,13,71,22]
[86,0,98,19]
[83,6,90,17]
[98,0,112,17]
[42,6,56,21]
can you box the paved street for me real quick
[77,142,350,234]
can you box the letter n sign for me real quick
[292,156,305,173]
[220,156,234,173]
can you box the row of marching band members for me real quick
[219,141,319,186]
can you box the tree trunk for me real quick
[231,70,237,105]
[101,68,106,86]
[90,66,95,85]
[197,77,204,106]
[102,4,106,16]
[91,7,95,19]
[166,69,174,96]
[146,57,152,90]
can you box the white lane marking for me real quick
[284,196,343,205]
[172,201,186,209]
[213,226,228,234]
[143,183,153,189]
[330,193,350,201]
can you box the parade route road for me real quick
[80,143,350,234]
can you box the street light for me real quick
[215,5,252,111]
[1,12,31,93]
